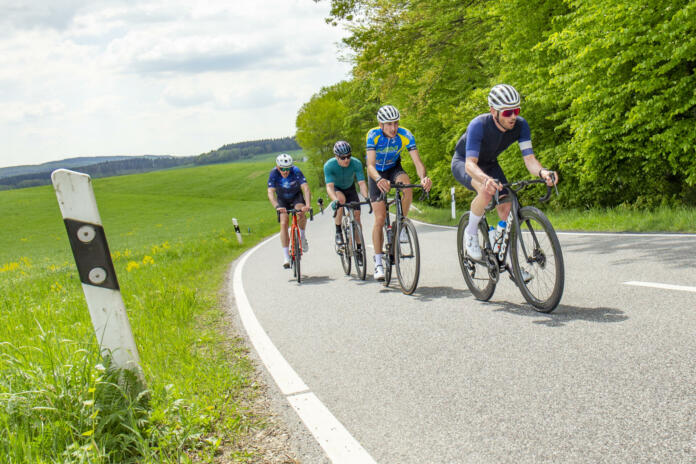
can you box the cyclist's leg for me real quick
[452,157,492,259]
[341,185,361,243]
[277,197,292,266]
[334,189,347,227]
[368,174,386,270]
[487,164,511,221]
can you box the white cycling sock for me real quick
[466,211,482,236]
[300,228,306,239]
[282,247,290,260]
[375,253,383,266]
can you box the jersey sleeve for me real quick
[365,128,380,150]
[352,159,365,181]
[294,166,308,184]
[267,169,278,188]
[464,118,484,159]
[517,117,534,156]
[323,160,336,185]
[401,128,417,151]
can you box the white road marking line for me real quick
[233,235,377,464]
[288,392,377,464]
[624,281,696,293]
[233,236,308,395]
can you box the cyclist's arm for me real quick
[407,148,431,191]
[465,157,501,194]
[301,182,312,210]
[268,187,286,213]
[523,154,559,186]
[357,180,368,200]
[325,182,339,202]
[367,149,390,193]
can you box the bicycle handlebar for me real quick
[493,173,558,204]
[332,199,373,218]
[378,181,430,203]
[277,207,314,222]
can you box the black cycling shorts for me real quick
[368,160,408,202]
[277,191,305,210]
[451,157,509,195]
[334,184,361,210]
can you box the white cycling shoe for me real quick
[464,230,482,261]
[374,263,385,281]
[301,236,309,252]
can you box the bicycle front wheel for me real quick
[352,222,367,280]
[457,213,496,301]
[510,206,564,312]
[293,227,302,283]
[339,223,352,275]
[382,224,393,287]
[395,219,420,295]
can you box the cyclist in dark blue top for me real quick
[267,153,311,268]
[451,84,558,262]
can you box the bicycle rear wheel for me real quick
[382,224,393,286]
[457,213,496,301]
[395,219,420,295]
[510,206,564,312]
[352,222,367,280]
[293,227,302,283]
[339,222,352,275]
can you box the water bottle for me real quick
[488,226,496,249]
[493,220,506,253]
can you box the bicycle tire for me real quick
[510,206,564,312]
[395,219,420,295]
[293,227,302,283]
[352,222,367,280]
[382,224,393,286]
[457,213,496,301]
[339,221,352,275]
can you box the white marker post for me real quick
[51,169,143,382]
[232,218,243,244]
[451,186,456,219]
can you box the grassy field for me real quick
[0,158,322,463]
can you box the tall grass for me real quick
[0,159,320,462]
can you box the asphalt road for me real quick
[231,208,696,464]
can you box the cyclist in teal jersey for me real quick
[324,141,369,247]
[366,105,432,281]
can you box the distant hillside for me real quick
[0,136,300,191]
[195,137,299,165]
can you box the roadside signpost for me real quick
[51,169,143,382]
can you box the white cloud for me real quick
[0,0,351,167]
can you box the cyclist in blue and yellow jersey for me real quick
[324,141,369,250]
[366,105,432,281]
[451,84,559,266]
[267,153,311,268]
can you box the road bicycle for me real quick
[457,176,564,312]
[333,199,372,280]
[277,208,313,283]
[380,181,427,295]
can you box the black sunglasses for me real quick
[337,154,351,160]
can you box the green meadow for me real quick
[0,158,321,463]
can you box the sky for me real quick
[0,0,352,168]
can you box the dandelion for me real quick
[142,255,154,265]
[0,262,19,273]
[126,261,140,272]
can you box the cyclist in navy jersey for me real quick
[267,153,311,268]
[451,84,559,263]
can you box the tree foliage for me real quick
[301,0,696,207]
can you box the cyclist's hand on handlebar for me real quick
[376,177,391,193]
[301,205,311,213]
[484,178,502,195]
[420,176,432,192]
[540,169,559,187]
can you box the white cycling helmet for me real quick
[377,105,400,123]
[488,84,521,110]
[275,153,293,168]
[333,140,351,156]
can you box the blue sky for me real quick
[0,0,351,167]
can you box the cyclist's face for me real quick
[491,107,519,131]
[336,154,351,165]
[380,120,399,137]
[277,166,291,177]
